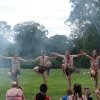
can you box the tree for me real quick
[66,0,100,53]
[0,34,9,54]
[13,21,48,58]
[0,34,11,68]
[46,35,68,54]
[0,21,12,41]
[0,21,12,54]
[65,0,100,68]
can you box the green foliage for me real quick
[0,21,11,55]
[0,21,11,34]
[45,35,68,53]
[0,34,9,54]
[13,21,48,58]
[52,58,63,69]
[66,0,100,54]
[74,56,90,68]
[68,0,100,24]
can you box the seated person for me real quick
[68,83,87,100]
[95,88,100,100]
[61,89,72,100]
[84,88,92,100]
[35,92,47,100]
[6,81,25,100]
[34,84,51,100]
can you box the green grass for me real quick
[0,68,99,100]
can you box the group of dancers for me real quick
[0,49,100,89]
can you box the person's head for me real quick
[65,50,70,56]
[11,81,18,88]
[41,51,45,56]
[73,83,82,98]
[84,88,92,97]
[67,89,72,96]
[36,92,46,100]
[14,53,18,58]
[40,84,47,94]
[92,50,97,58]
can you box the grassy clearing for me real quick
[0,68,99,100]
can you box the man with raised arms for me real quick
[53,50,83,89]
[0,54,29,83]
[32,51,55,84]
[83,50,100,89]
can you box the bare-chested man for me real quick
[53,50,83,89]
[0,54,29,82]
[32,51,54,84]
[83,50,100,89]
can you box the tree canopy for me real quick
[66,0,100,53]
[13,21,48,58]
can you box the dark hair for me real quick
[36,92,46,100]
[40,84,47,94]
[67,89,72,95]
[18,86,23,90]
[73,84,83,100]
[84,88,92,100]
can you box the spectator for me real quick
[68,83,87,100]
[6,81,25,100]
[35,92,46,100]
[95,88,100,100]
[61,89,72,100]
[34,84,51,100]
[84,88,92,100]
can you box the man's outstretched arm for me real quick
[51,52,64,58]
[83,53,92,60]
[31,57,40,63]
[0,55,12,60]
[19,57,30,62]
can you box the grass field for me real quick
[0,68,99,100]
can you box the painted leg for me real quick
[94,77,98,89]
[62,64,66,78]
[7,71,14,80]
[67,74,72,89]
[42,71,48,84]
[12,70,19,83]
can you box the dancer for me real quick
[83,50,100,89]
[32,51,55,84]
[52,50,83,89]
[0,54,29,83]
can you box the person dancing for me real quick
[83,50,100,89]
[32,51,55,84]
[52,50,83,89]
[0,54,29,83]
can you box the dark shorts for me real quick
[65,67,74,76]
[38,66,48,74]
[10,69,20,81]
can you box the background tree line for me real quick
[0,0,100,69]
